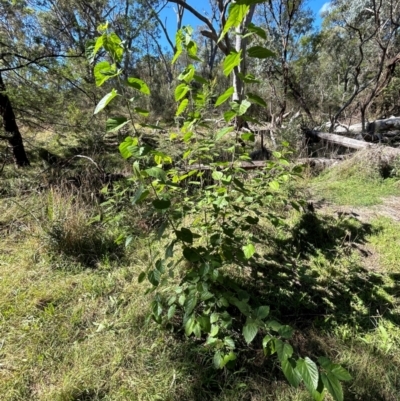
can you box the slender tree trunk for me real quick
[0,72,30,167]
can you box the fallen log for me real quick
[179,157,342,172]
[368,117,400,133]
[304,130,377,150]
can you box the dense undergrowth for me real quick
[1,137,400,400]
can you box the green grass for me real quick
[1,144,400,400]
[312,175,400,206]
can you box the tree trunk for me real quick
[0,73,30,167]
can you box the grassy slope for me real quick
[1,142,400,401]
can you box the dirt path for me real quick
[314,195,400,223]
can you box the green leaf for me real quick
[269,181,280,190]
[242,243,255,259]
[94,61,115,86]
[145,167,167,182]
[131,187,150,205]
[119,136,138,159]
[247,46,275,59]
[277,325,294,339]
[220,3,250,41]
[224,336,235,349]
[243,320,258,344]
[297,357,319,392]
[152,199,171,210]
[94,89,118,114]
[330,365,352,381]
[241,132,255,141]
[175,83,190,101]
[215,87,234,106]
[106,117,129,132]
[247,23,267,40]
[103,32,123,62]
[230,100,251,116]
[247,92,267,107]
[224,110,237,122]
[210,313,219,324]
[176,98,189,116]
[127,77,150,95]
[321,372,343,401]
[223,51,242,77]
[134,107,149,116]
[281,358,302,388]
[148,269,161,286]
[238,73,261,84]
[256,305,270,319]
[178,65,195,83]
[275,339,293,362]
[215,126,235,141]
[185,316,196,336]
[138,271,146,283]
[213,351,223,368]
[167,305,176,320]
[176,228,193,244]
[212,171,223,180]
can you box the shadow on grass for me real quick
[160,212,400,400]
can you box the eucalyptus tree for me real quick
[322,0,400,131]
[254,0,315,125]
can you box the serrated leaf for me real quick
[106,117,129,132]
[212,171,223,180]
[269,180,280,190]
[145,167,167,182]
[220,3,249,41]
[94,60,115,86]
[215,126,235,141]
[224,110,237,122]
[242,243,255,259]
[215,87,234,106]
[230,99,251,116]
[167,304,176,320]
[223,51,242,77]
[119,136,138,159]
[281,358,302,388]
[175,83,190,101]
[213,351,223,368]
[330,365,352,381]
[297,357,319,392]
[256,305,270,319]
[277,325,294,339]
[321,372,343,401]
[243,320,258,344]
[103,32,123,62]
[210,313,219,324]
[185,316,195,336]
[224,336,235,349]
[247,46,275,59]
[275,339,293,362]
[127,77,150,95]
[138,271,146,283]
[247,92,267,107]
[148,269,161,286]
[210,325,219,337]
[176,98,189,116]
[247,23,267,39]
[94,89,118,114]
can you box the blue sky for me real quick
[158,0,331,51]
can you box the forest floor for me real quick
[1,136,400,401]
